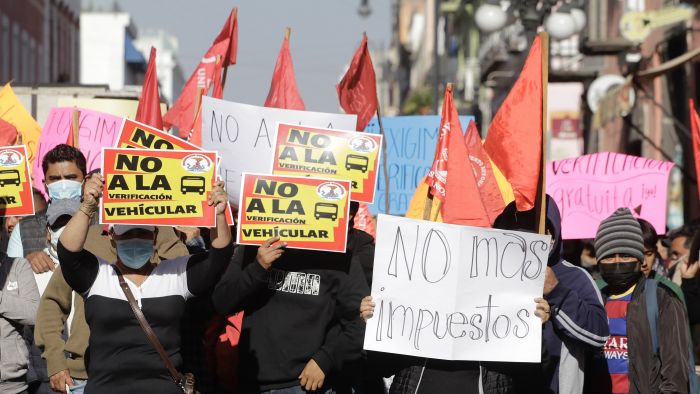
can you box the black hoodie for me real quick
[212,245,368,392]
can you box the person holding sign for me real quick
[57,175,233,394]
[212,235,368,393]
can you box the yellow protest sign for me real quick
[101,148,218,227]
[271,123,382,203]
[238,173,350,252]
[0,84,41,166]
[0,145,34,216]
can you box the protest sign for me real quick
[237,173,350,252]
[101,148,218,227]
[0,84,41,166]
[271,123,382,203]
[115,119,235,225]
[0,145,34,217]
[116,118,200,150]
[57,97,167,118]
[33,107,121,187]
[201,97,357,204]
[364,115,474,215]
[546,152,674,239]
[363,214,549,362]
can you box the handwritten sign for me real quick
[33,107,121,187]
[116,118,200,150]
[0,145,34,217]
[364,115,474,215]
[101,148,218,227]
[201,97,357,204]
[272,123,382,203]
[237,173,350,253]
[0,84,41,166]
[364,214,549,362]
[56,97,167,118]
[546,152,674,239]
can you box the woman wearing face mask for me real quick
[57,174,234,394]
[586,208,691,394]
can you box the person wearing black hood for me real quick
[489,196,609,394]
[587,208,690,393]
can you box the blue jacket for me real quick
[543,197,610,394]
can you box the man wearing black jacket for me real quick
[212,234,368,393]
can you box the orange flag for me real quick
[484,36,543,212]
[337,34,378,131]
[464,120,505,224]
[164,8,237,135]
[264,33,305,110]
[440,86,490,226]
[135,47,163,129]
[690,99,700,195]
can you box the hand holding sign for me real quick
[256,236,287,270]
[80,172,103,217]
[360,295,375,322]
[208,181,229,215]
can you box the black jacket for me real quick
[212,245,368,392]
[587,279,689,394]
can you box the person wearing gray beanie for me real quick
[588,207,692,393]
[594,207,645,295]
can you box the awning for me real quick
[125,32,146,65]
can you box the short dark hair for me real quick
[637,218,658,251]
[668,226,694,249]
[350,201,360,216]
[42,144,86,178]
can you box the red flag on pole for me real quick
[66,109,80,149]
[483,35,543,212]
[264,32,305,110]
[164,8,237,135]
[690,99,700,195]
[336,33,378,131]
[439,85,490,226]
[464,120,505,224]
[135,47,164,129]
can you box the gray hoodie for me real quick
[0,256,39,394]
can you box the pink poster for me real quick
[32,107,121,189]
[547,152,674,240]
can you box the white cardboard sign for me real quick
[200,97,357,203]
[363,214,550,362]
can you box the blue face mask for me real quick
[47,180,82,200]
[115,239,154,269]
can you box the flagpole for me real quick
[285,26,291,41]
[376,102,391,215]
[534,32,549,235]
[219,7,238,92]
[71,108,80,149]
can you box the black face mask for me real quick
[599,262,642,294]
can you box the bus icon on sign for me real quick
[0,170,20,186]
[314,202,338,220]
[181,176,206,195]
[345,155,368,173]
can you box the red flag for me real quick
[438,85,490,226]
[264,35,305,110]
[353,203,376,238]
[0,118,18,147]
[135,47,164,129]
[483,36,543,212]
[425,93,450,201]
[464,120,505,224]
[336,34,378,131]
[690,99,700,195]
[164,8,237,135]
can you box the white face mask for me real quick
[46,180,82,201]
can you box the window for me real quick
[11,24,19,82]
[1,16,9,83]
[21,30,28,82]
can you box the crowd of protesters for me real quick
[0,143,699,393]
